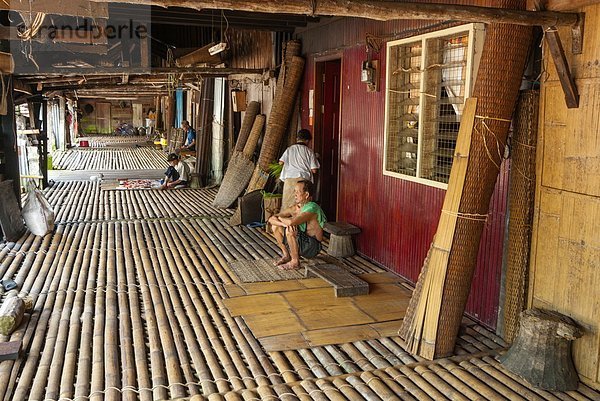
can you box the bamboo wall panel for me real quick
[540,83,600,197]
[299,42,508,329]
[531,6,600,386]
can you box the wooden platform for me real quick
[0,153,598,400]
[223,272,410,351]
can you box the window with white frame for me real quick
[384,24,483,188]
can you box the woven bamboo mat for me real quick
[226,258,323,283]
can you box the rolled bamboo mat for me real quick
[400,3,533,359]
[256,56,305,173]
[212,154,256,209]
[52,147,168,170]
[213,114,266,209]
[234,101,261,152]
[502,90,539,343]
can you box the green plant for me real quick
[261,191,282,199]
[267,161,283,179]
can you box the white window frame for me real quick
[383,23,485,189]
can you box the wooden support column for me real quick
[155,96,162,130]
[544,28,579,108]
[0,77,18,198]
[140,27,150,69]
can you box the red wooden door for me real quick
[319,60,341,220]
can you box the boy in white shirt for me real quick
[161,153,190,189]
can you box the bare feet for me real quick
[278,261,301,271]
[274,256,291,266]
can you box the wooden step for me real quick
[305,264,369,297]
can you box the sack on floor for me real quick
[22,182,55,236]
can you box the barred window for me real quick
[384,24,484,188]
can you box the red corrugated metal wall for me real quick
[300,42,508,329]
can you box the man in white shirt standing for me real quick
[279,129,320,210]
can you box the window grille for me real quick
[384,24,483,188]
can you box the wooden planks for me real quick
[305,264,369,297]
[223,279,413,351]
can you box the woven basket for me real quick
[234,101,261,152]
[212,152,255,208]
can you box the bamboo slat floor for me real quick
[1,182,599,401]
[77,136,153,148]
[52,147,168,170]
[49,169,165,182]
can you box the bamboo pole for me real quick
[104,222,123,401]
[370,370,418,401]
[131,221,170,401]
[360,371,401,401]
[114,223,138,401]
[73,224,103,400]
[6,225,68,400]
[56,224,98,400]
[121,221,153,401]
[136,221,187,399]
[28,224,85,401]
[30,0,585,27]
[297,349,330,378]
[148,220,223,395]
[171,219,266,388]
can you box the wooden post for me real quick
[544,28,579,108]
[155,96,162,130]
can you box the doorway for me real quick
[315,58,341,221]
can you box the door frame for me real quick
[313,52,343,219]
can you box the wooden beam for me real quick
[14,66,263,77]
[0,26,107,46]
[0,0,108,18]
[544,28,579,108]
[89,0,580,27]
[543,0,600,11]
[12,79,32,95]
